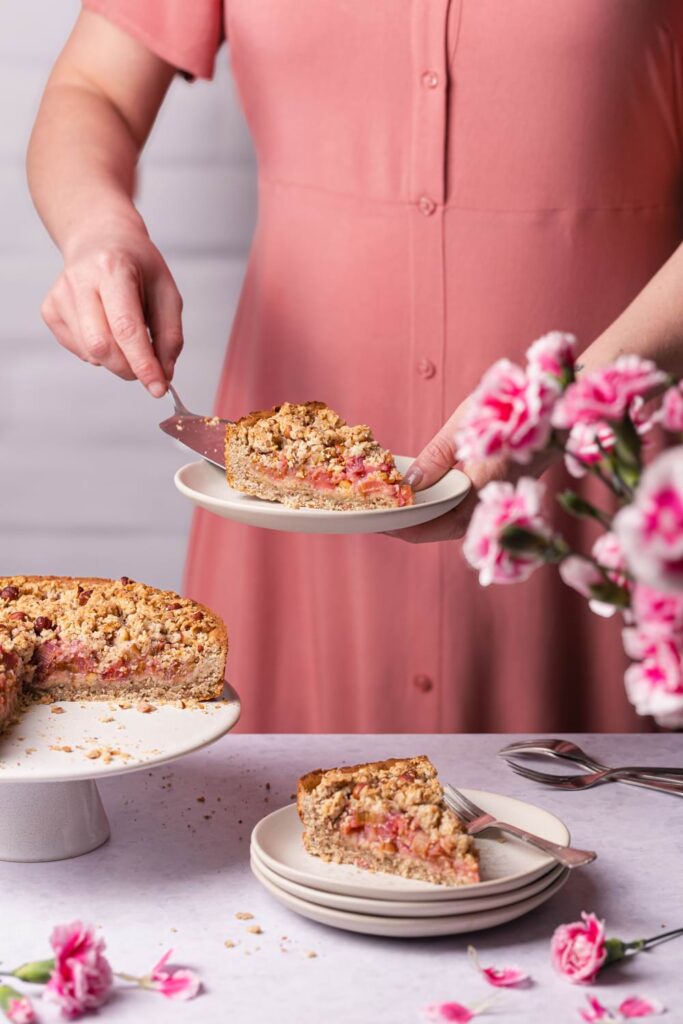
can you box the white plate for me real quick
[250,854,569,937]
[174,457,470,534]
[251,793,571,901]
[0,684,241,783]
[250,847,565,917]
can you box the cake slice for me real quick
[225,402,413,510]
[297,756,480,886]
[0,575,228,733]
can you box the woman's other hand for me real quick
[41,226,183,396]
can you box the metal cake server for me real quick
[159,385,232,469]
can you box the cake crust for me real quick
[297,755,480,887]
[225,402,413,510]
[0,576,228,732]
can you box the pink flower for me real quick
[463,478,552,586]
[5,998,36,1024]
[579,995,612,1022]
[622,638,683,728]
[564,421,616,478]
[552,356,667,429]
[613,447,683,594]
[551,912,607,984]
[526,331,576,383]
[425,1002,494,1023]
[44,922,112,1019]
[146,950,201,1001]
[467,945,530,988]
[659,383,683,433]
[454,359,557,465]
[630,583,683,642]
[617,996,665,1018]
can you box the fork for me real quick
[443,783,596,869]
[504,758,683,796]
[499,738,683,795]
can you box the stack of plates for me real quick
[250,789,572,938]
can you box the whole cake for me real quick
[225,402,413,510]
[0,575,228,733]
[297,756,480,886]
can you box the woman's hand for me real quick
[389,404,551,543]
[41,219,183,397]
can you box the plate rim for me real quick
[251,791,571,901]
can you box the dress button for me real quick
[416,358,437,380]
[413,674,434,693]
[418,195,436,216]
[421,70,439,89]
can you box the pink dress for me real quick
[86,0,683,732]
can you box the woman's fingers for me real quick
[99,266,167,396]
[403,409,462,491]
[73,286,136,379]
[385,490,478,544]
[147,272,184,381]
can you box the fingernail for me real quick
[403,465,423,487]
[148,381,166,398]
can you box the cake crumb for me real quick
[86,748,102,760]
[50,706,65,715]
[235,912,254,921]
[305,951,318,959]
[51,745,73,753]
[25,747,36,755]
[136,701,156,714]
[118,702,132,710]
[224,940,236,949]
[99,716,115,724]
[196,796,206,803]
[247,925,262,935]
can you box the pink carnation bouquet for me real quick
[458,333,683,727]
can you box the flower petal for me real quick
[578,995,613,1022]
[618,996,665,1019]
[467,945,531,988]
[425,1003,475,1023]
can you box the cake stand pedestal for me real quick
[0,684,240,862]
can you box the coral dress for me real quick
[87,0,683,731]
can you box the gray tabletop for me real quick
[1,733,681,1023]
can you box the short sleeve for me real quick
[82,0,225,80]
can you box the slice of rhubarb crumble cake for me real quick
[297,756,480,886]
[0,576,228,733]
[225,402,413,510]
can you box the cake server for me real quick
[159,385,232,469]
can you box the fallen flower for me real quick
[117,950,201,1001]
[467,945,531,988]
[0,987,36,1024]
[44,922,112,1019]
[551,912,608,984]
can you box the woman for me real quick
[28,1,683,732]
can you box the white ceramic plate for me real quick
[174,457,470,534]
[0,684,241,783]
[251,792,571,901]
[250,847,565,917]
[250,854,570,937]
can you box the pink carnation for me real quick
[564,421,616,478]
[463,478,551,586]
[659,383,683,433]
[551,912,607,984]
[454,359,557,465]
[526,331,576,383]
[44,922,112,1019]
[5,998,36,1024]
[623,638,683,728]
[559,534,627,617]
[613,447,683,594]
[552,356,666,430]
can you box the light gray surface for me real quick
[1,734,681,1022]
[1,3,256,590]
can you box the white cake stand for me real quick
[0,684,240,863]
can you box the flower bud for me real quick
[11,959,54,984]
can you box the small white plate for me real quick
[0,684,241,783]
[250,854,570,938]
[251,792,571,901]
[250,847,565,917]
[174,457,470,534]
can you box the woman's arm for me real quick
[27,9,182,396]
[395,241,683,543]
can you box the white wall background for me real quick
[0,2,256,591]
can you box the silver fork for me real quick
[499,738,683,795]
[443,783,596,869]
[504,758,683,796]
